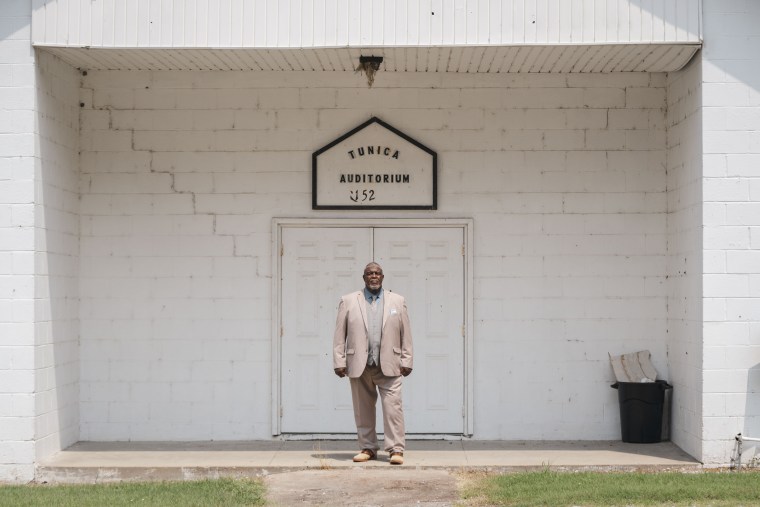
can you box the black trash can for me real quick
[611,380,672,443]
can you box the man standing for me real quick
[333,262,413,465]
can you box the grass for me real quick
[0,478,266,507]
[460,470,760,507]
[4,470,760,507]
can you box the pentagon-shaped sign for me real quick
[312,117,437,210]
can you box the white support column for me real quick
[0,0,80,483]
[701,0,760,465]
[0,0,36,483]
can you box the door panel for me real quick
[374,228,464,433]
[281,227,371,432]
[281,226,465,434]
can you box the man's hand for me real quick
[400,367,412,377]
[334,367,347,378]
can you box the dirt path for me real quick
[264,469,460,506]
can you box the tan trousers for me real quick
[349,364,405,453]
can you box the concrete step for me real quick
[37,440,701,483]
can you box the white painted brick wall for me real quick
[666,56,703,461]
[79,69,669,442]
[0,0,35,483]
[33,50,80,462]
[701,0,760,465]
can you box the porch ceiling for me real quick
[39,44,699,73]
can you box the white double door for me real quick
[281,226,465,434]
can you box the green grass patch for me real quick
[0,478,266,507]
[461,470,760,507]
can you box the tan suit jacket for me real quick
[333,289,413,378]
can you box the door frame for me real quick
[271,218,474,437]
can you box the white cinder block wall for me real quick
[0,4,80,480]
[0,0,37,483]
[79,70,671,441]
[34,50,80,461]
[701,1,760,464]
[666,57,703,460]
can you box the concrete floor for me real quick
[37,440,700,483]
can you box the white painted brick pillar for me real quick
[0,0,36,483]
[701,0,760,464]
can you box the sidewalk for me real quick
[37,440,700,483]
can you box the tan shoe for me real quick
[353,449,376,462]
[389,452,404,465]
